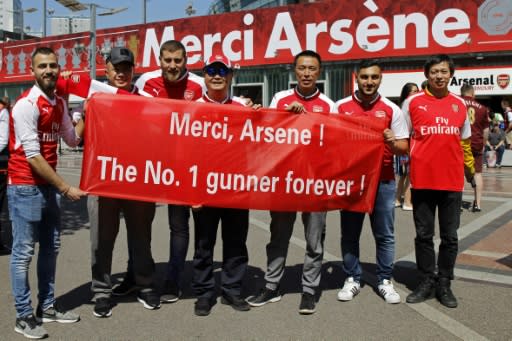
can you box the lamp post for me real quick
[142,0,147,24]
[55,1,127,79]
[9,7,37,40]
[43,0,46,37]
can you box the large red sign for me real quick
[1,0,510,84]
[80,94,385,212]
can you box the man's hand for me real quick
[60,70,73,79]
[239,96,254,107]
[61,185,86,201]
[285,101,306,114]
[383,128,395,145]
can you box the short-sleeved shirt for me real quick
[332,92,409,181]
[269,87,334,113]
[9,86,79,185]
[488,130,506,146]
[402,90,470,192]
[462,96,489,151]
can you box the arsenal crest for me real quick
[497,74,510,89]
[184,90,194,101]
[312,105,323,112]
[71,74,80,83]
[452,104,459,113]
[374,110,386,118]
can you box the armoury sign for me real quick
[0,0,511,84]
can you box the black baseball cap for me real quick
[106,47,134,66]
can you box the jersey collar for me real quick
[353,90,380,107]
[424,85,449,98]
[164,70,189,87]
[202,93,231,104]
[294,87,320,101]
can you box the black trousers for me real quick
[411,189,461,280]
[192,207,249,299]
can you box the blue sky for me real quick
[22,0,212,35]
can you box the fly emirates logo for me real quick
[40,122,60,143]
[420,116,460,136]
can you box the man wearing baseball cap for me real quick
[192,53,251,316]
[88,46,160,318]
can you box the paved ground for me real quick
[0,150,511,340]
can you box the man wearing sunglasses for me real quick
[247,50,334,315]
[192,54,251,317]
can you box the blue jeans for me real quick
[340,180,396,283]
[8,185,61,318]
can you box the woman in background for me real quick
[394,82,419,211]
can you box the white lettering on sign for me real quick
[142,7,471,66]
[142,13,256,67]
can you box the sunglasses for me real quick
[204,65,232,77]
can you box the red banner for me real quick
[1,0,511,84]
[80,94,385,212]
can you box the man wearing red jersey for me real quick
[461,83,489,212]
[247,50,334,315]
[115,40,205,303]
[403,54,475,308]
[332,60,409,305]
[191,54,251,316]
[8,47,83,339]
[86,47,160,318]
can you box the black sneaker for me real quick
[436,278,458,308]
[36,303,80,323]
[298,293,316,315]
[93,297,113,318]
[246,287,282,307]
[15,314,48,339]
[160,280,180,303]
[194,297,213,316]
[472,201,481,213]
[137,289,161,310]
[112,276,138,296]
[221,294,250,312]
[406,278,435,304]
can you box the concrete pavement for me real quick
[0,151,511,340]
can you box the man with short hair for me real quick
[404,54,474,308]
[114,40,205,303]
[332,59,409,304]
[460,83,489,212]
[247,50,333,315]
[8,47,83,339]
[88,47,160,318]
[192,54,251,316]
[486,123,506,167]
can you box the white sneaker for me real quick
[337,277,360,301]
[378,279,401,304]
